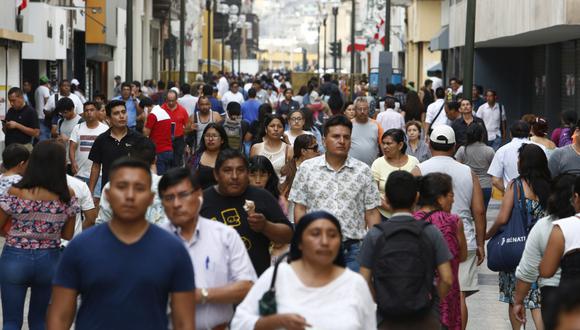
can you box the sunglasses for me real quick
[305,144,319,152]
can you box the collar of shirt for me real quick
[317,154,355,172]
[391,211,414,218]
[167,217,209,247]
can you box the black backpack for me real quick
[372,217,436,320]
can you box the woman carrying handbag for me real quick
[486,144,551,330]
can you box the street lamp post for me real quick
[206,0,212,79]
[179,0,185,85]
[332,6,338,73]
[350,0,355,101]
[323,16,327,73]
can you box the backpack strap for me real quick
[431,102,446,125]
[267,252,288,292]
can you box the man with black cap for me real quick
[411,125,486,330]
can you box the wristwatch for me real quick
[200,288,209,304]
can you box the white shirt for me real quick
[487,138,547,188]
[63,175,95,245]
[231,263,376,330]
[284,129,313,146]
[425,99,447,126]
[161,218,257,329]
[376,108,405,131]
[554,214,580,255]
[69,122,110,179]
[34,85,51,119]
[96,174,168,226]
[44,93,84,115]
[217,77,229,98]
[221,91,245,110]
[177,94,198,117]
[476,102,507,140]
[430,76,443,91]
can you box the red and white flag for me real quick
[374,19,385,45]
[16,0,28,11]
[347,37,367,52]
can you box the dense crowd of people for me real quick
[0,72,579,329]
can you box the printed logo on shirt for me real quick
[220,208,241,227]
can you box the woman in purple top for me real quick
[0,140,79,330]
[414,173,467,330]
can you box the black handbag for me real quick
[258,253,288,316]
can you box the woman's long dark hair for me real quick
[190,123,229,169]
[15,140,71,203]
[289,211,346,267]
[248,155,280,199]
[518,143,551,208]
[256,114,286,143]
[547,174,577,219]
[382,128,407,155]
[404,90,423,122]
[280,134,317,198]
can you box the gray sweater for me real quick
[548,145,580,177]
[515,216,560,287]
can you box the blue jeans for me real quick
[156,151,174,175]
[77,175,102,198]
[482,187,492,211]
[0,246,61,330]
[343,240,361,272]
[487,136,503,151]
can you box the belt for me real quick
[343,238,361,248]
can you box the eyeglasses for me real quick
[204,134,221,140]
[305,144,319,152]
[290,117,304,122]
[161,189,196,203]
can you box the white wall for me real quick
[22,3,68,61]
[0,47,22,118]
[449,0,570,48]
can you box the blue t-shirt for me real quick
[112,96,138,128]
[54,223,195,330]
[241,99,261,124]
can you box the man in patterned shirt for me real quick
[289,115,382,271]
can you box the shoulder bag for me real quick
[258,252,288,316]
[487,179,536,272]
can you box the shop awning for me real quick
[430,25,448,51]
[427,62,442,76]
[0,29,33,43]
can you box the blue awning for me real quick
[430,25,449,51]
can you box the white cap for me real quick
[310,91,320,104]
[171,87,180,94]
[71,78,80,86]
[429,125,456,145]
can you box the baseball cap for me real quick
[71,78,80,86]
[429,125,456,145]
[39,75,49,84]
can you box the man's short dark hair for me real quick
[131,80,141,88]
[386,84,396,95]
[447,101,460,112]
[59,79,70,87]
[485,89,497,97]
[181,83,191,95]
[424,79,433,86]
[202,84,213,96]
[83,101,99,110]
[8,87,23,97]
[2,143,30,170]
[435,87,445,99]
[139,97,153,108]
[56,97,75,114]
[385,171,418,209]
[449,77,459,84]
[128,138,156,165]
[121,82,131,90]
[109,157,151,185]
[510,120,531,138]
[157,80,166,90]
[385,98,396,109]
[230,81,239,88]
[106,99,126,117]
[215,148,248,172]
[323,115,353,137]
[248,88,256,98]
[158,167,201,197]
[227,102,241,116]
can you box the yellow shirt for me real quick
[371,155,420,218]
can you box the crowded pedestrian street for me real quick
[0,0,580,329]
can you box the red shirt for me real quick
[146,106,173,153]
[161,103,189,138]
